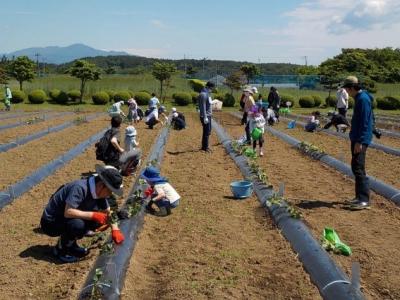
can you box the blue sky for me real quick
[1,0,399,65]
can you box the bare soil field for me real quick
[0,113,89,144]
[275,121,400,190]
[0,111,59,126]
[215,112,400,299]
[0,120,161,299]
[122,113,319,300]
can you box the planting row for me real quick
[121,113,319,299]
[215,112,400,299]
[0,120,161,299]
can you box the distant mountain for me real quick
[5,43,130,64]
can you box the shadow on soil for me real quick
[19,245,63,264]
[295,200,344,210]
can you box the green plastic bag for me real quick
[321,227,352,256]
[251,128,263,140]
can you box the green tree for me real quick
[152,62,177,102]
[295,65,319,75]
[7,56,35,90]
[224,71,246,94]
[67,60,101,103]
[240,64,260,84]
[0,66,8,84]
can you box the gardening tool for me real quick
[287,120,296,129]
[251,127,263,140]
[322,227,352,256]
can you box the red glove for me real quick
[91,212,108,225]
[144,187,154,198]
[112,229,125,244]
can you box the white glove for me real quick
[204,117,209,124]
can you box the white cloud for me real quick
[254,0,400,64]
[150,19,167,29]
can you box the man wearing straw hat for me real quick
[40,165,125,263]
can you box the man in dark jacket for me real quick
[267,86,281,120]
[343,76,373,210]
[198,81,215,152]
[40,165,125,263]
[324,111,350,132]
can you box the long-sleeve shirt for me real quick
[336,88,349,109]
[249,114,266,133]
[243,95,255,113]
[349,90,373,145]
[198,88,212,118]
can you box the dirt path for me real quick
[0,121,161,299]
[274,121,400,190]
[0,117,110,190]
[216,112,400,299]
[122,112,319,300]
[0,113,87,144]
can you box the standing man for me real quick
[198,81,215,152]
[267,86,281,121]
[343,76,373,210]
[40,165,125,263]
[4,85,12,111]
[149,93,160,110]
[336,86,349,117]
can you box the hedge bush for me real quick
[188,79,205,92]
[68,89,81,101]
[312,95,322,107]
[325,95,337,107]
[134,91,151,105]
[55,91,69,104]
[106,90,116,102]
[280,94,295,107]
[114,91,131,103]
[348,97,354,109]
[92,91,110,105]
[298,96,315,108]
[28,89,47,104]
[223,93,235,107]
[10,90,25,103]
[49,89,61,101]
[377,96,400,110]
[173,92,191,106]
[191,92,198,104]
[212,92,225,101]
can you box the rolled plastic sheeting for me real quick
[280,116,400,157]
[78,125,170,300]
[0,113,104,152]
[264,124,400,207]
[0,128,107,210]
[213,118,364,300]
[0,112,73,132]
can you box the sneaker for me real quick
[69,241,89,258]
[348,200,370,210]
[145,204,156,214]
[344,198,360,205]
[53,240,79,263]
[259,151,264,157]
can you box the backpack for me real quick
[95,129,119,162]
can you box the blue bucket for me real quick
[230,180,253,199]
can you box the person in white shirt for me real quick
[108,101,126,118]
[336,87,349,117]
[140,166,180,216]
[148,93,160,109]
[124,126,139,151]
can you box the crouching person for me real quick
[170,107,186,130]
[140,166,180,216]
[40,165,125,263]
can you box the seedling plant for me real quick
[266,194,302,219]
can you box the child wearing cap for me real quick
[141,166,180,216]
[305,111,321,132]
[249,105,266,156]
[170,107,186,130]
[124,125,139,152]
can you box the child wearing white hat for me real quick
[124,125,139,152]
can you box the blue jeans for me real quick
[156,199,180,209]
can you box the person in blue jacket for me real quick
[343,76,373,210]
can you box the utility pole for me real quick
[35,53,41,76]
[184,54,187,76]
[303,56,308,66]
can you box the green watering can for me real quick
[322,227,352,256]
